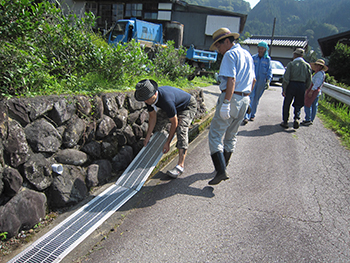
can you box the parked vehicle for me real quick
[186,45,217,80]
[271,60,285,83]
[108,18,217,79]
[108,18,163,49]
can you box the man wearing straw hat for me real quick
[134,79,197,178]
[301,59,328,126]
[207,28,256,185]
[281,48,312,129]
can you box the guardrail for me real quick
[322,83,350,106]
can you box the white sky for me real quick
[246,0,260,8]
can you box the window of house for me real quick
[112,4,124,22]
[125,3,142,18]
[144,3,158,20]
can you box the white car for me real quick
[270,60,285,83]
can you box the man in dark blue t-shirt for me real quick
[135,79,197,178]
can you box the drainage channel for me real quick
[9,131,168,263]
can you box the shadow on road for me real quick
[122,171,216,210]
[239,123,297,137]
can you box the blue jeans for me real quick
[245,82,265,120]
[304,95,319,122]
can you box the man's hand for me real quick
[220,103,230,120]
[265,81,270,89]
[143,136,151,147]
[163,142,170,154]
[308,91,313,98]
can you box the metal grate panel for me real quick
[9,131,168,263]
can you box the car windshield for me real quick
[271,60,284,69]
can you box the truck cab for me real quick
[108,18,163,48]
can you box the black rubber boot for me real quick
[209,151,229,185]
[224,150,232,167]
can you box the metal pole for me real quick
[269,17,276,56]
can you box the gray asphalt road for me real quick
[67,84,350,263]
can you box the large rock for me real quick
[7,98,30,126]
[75,95,92,117]
[96,115,116,139]
[132,123,143,140]
[127,94,144,112]
[112,146,133,171]
[115,93,126,108]
[113,107,128,129]
[127,110,140,125]
[49,97,76,125]
[3,119,29,167]
[2,166,23,197]
[91,95,104,120]
[24,118,62,153]
[23,153,52,191]
[24,96,54,121]
[0,103,8,139]
[54,149,88,166]
[136,110,149,125]
[123,125,136,145]
[86,160,112,188]
[101,141,119,160]
[0,167,4,196]
[0,137,4,168]
[0,188,47,238]
[81,141,101,160]
[102,93,119,118]
[62,114,86,148]
[48,165,88,208]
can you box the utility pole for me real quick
[269,17,276,56]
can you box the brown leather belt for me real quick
[222,90,250,96]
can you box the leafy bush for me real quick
[328,43,350,85]
[150,41,194,81]
[0,0,193,98]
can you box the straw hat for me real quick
[293,48,305,56]
[134,79,158,101]
[310,59,328,72]
[209,28,240,51]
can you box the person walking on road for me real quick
[301,59,328,126]
[243,41,272,125]
[208,28,256,185]
[134,79,197,178]
[281,48,312,129]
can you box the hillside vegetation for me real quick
[0,0,194,98]
[187,0,350,56]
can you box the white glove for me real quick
[220,102,230,120]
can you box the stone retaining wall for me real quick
[0,89,207,238]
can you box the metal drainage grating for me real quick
[9,131,168,263]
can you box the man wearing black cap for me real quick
[281,48,312,129]
[134,79,197,178]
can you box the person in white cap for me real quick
[134,79,197,178]
[281,48,312,129]
[207,28,256,185]
[243,41,272,124]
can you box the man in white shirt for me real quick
[208,28,256,185]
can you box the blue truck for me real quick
[108,18,164,49]
[108,18,217,79]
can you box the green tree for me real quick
[328,43,350,85]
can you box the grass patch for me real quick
[318,98,350,149]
